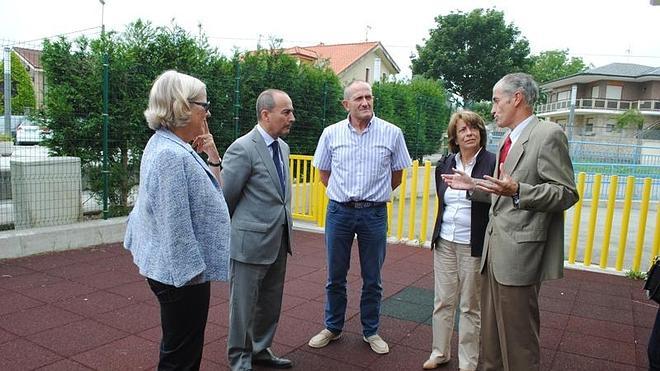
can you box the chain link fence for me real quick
[1,31,452,231]
[2,31,659,232]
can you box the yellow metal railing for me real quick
[599,175,618,269]
[289,156,659,273]
[288,155,317,222]
[568,172,586,264]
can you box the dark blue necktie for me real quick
[271,141,285,193]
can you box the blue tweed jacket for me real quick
[124,128,230,287]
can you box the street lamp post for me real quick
[99,0,105,34]
[99,0,110,219]
[3,48,10,136]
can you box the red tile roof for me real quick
[284,46,319,62]
[283,41,399,75]
[13,47,42,69]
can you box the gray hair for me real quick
[343,80,371,100]
[144,70,206,130]
[495,72,539,107]
[256,89,286,120]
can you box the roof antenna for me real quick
[625,44,631,63]
[365,25,372,42]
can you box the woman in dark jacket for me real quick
[423,111,496,371]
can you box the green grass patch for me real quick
[625,270,647,280]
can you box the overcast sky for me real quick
[2,0,659,78]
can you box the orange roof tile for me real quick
[284,41,399,75]
[283,46,319,61]
[13,47,42,69]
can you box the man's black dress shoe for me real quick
[252,348,292,369]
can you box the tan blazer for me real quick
[482,117,579,286]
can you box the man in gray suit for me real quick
[222,89,295,371]
[442,73,578,370]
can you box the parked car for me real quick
[15,122,53,145]
[0,115,24,138]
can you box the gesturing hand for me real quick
[478,163,519,196]
[441,168,476,191]
[441,167,495,192]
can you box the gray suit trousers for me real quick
[227,227,288,371]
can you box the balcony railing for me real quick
[537,98,660,114]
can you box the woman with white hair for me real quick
[124,70,230,370]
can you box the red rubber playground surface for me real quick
[0,230,656,370]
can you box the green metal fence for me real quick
[1,30,659,233]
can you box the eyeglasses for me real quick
[190,101,211,112]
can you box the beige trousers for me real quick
[430,238,481,370]
[481,254,541,371]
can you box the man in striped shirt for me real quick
[308,80,412,355]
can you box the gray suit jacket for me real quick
[222,126,293,265]
[482,117,579,286]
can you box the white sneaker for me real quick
[308,329,341,348]
[422,355,450,369]
[363,334,389,354]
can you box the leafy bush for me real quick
[616,109,645,129]
[0,52,36,114]
[39,20,451,215]
[374,77,451,160]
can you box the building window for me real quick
[591,86,599,98]
[605,85,622,100]
[584,118,594,135]
[557,90,570,101]
[585,123,594,134]
[606,123,615,132]
[365,68,370,83]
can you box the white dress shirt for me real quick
[440,148,482,244]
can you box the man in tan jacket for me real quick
[442,72,579,370]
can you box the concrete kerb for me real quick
[0,217,128,259]
[0,218,328,260]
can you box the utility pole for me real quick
[567,84,577,142]
[99,0,110,219]
[3,47,10,136]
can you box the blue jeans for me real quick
[324,200,387,337]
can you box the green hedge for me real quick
[39,20,450,215]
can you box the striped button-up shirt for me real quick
[313,115,412,203]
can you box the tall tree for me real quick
[466,101,493,123]
[411,8,531,104]
[40,21,223,215]
[529,49,588,84]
